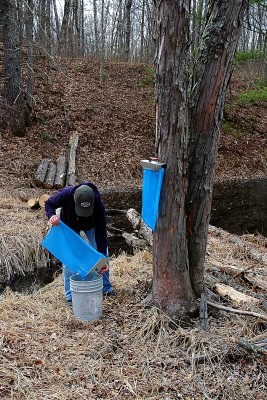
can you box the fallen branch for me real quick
[207,300,267,321]
[239,339,267,357]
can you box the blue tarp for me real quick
[141,167,165,231]
[41,221,107,278]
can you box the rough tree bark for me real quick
[58,0,71,56]
[54,155,67,189]
[26,0,34,111]
[1,0,26,136]
[151,0,248,318]
[33,158,50,187]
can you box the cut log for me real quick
[122,232,148,250]
[33,158,50,187]
[244,273,267,291]
[54,155,67,189]
[27,193,50,210]
[39,193,50,208]
[42,161,56,189]
[66,131,79,186]
[126,208,153,246]
[214,283,260,306]
[28,197,40,210]
[207,259,245,274]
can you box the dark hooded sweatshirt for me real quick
[45,182,108,255]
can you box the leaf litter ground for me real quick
[0,58,267,399]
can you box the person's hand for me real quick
[49,215,60,226]
[99,264,109,274]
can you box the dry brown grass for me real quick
[0,188,48,283]
[0,249,267,400]
[1,188,267,399]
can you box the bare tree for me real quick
[58,0,72,56]
[93,0,99,55]
[26,0,34,111]
[1,0,26,136]
[100,0,105,85]
[124,0,132,60]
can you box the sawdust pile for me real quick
[1,245,267,399]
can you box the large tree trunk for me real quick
[187,0,248,297]
[153,0,196,317]
[152,0,247,319]
[1,0,26,136]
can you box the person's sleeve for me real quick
[44,191,64,219]
[94,198,108,256]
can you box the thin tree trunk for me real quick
[46,0,52,54]
[99,0,105,86]
[53,0,60,45]
[140,0,145,61]
[73,0,80,56]
[26,0,34,110]
[93,0,99,55]
[124,0,132,60]
[80,0,85,56]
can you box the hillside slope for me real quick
[0,58,266,193]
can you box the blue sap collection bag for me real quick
[141,166,165,231]
[41,221,108,278]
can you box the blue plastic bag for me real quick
[142,167,165,230]
[41,221,108,278]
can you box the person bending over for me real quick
[45,182,115,301]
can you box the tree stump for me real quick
[66,131,79,186]
[43,161,56,189]
[33,158,50,187]
[39,193,50,208]
[54,155,67,189]
[27,193,50,209]
[27,197,40,209]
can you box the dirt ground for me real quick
[0,58,267,399]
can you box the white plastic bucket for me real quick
[70,274,103,321]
